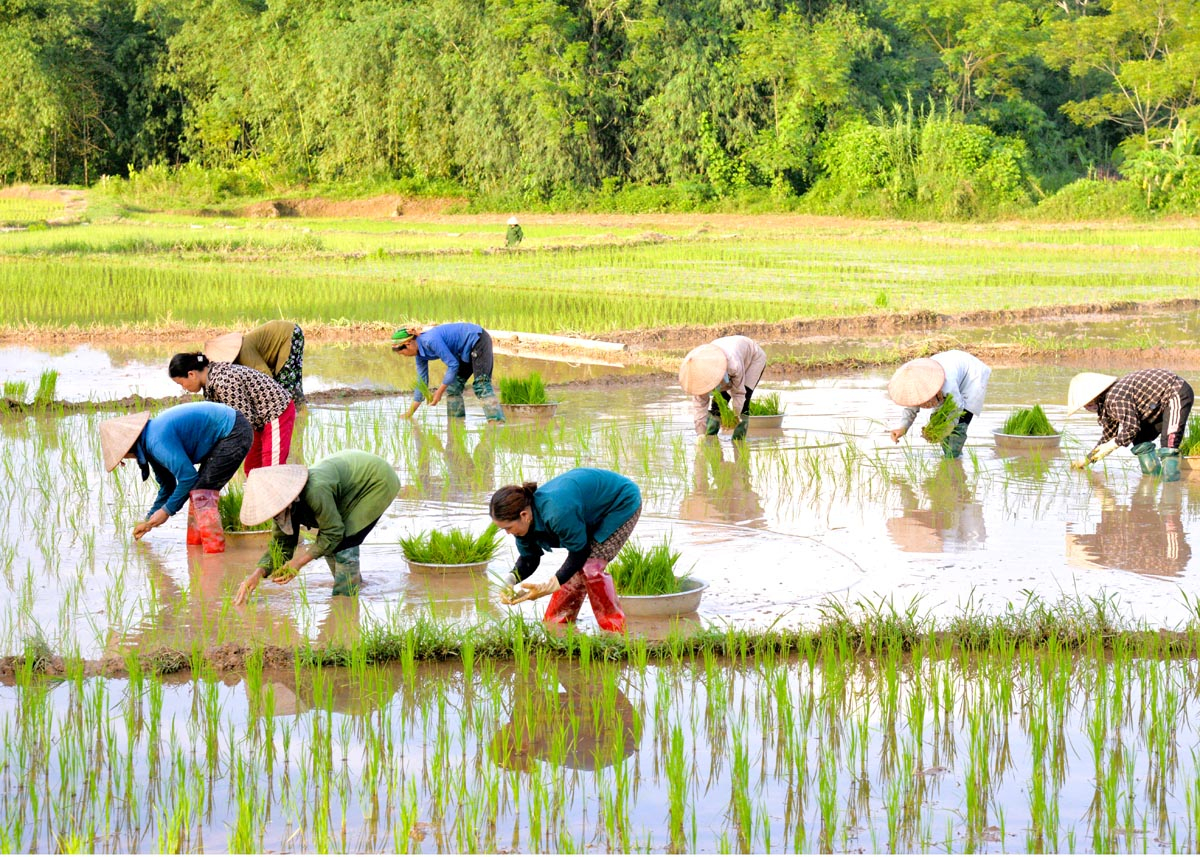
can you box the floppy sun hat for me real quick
[1066,372,1118,416]
[678,344,728,395]
[240,465,310,526]
[205,332,243,363]
[888,358,946,407]
[100,411,150,472]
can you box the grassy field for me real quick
[0,203,1198,336]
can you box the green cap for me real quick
[391,328,417,346]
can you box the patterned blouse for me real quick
[203,362,291,431]
[1097,369,1187,447]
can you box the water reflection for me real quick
[407,421,496,502]
[679,441,766,528]
[487,663,640,772]
[1066,476,1191,576]
[886,459,986,553]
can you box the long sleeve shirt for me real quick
[1095,369,1188,448]
[134,402,237,517]
[690,336,768,434]
[238,320,298,377]
[514,468,642,585]
[895,350,991,431]
[412,323,484,402]
[259,451,400,566]
[203,362,291,431]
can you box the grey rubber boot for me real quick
[444,378,467,418]
[941,422,968,459]
[327,547,363,596]
[473,375,505,422]
[1132,441,1161,475]
[1158,447,1181,482]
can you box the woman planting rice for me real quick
[489,468,641,633]
[888,350,991,459]
[100,401,252,553]
[206,320,306,406]
[679,335,768,441]
[392,323,505,422]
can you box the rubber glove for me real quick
[510,576,561,604]
[1087,439,1120,464]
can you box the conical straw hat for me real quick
[1066,372,1117,415]
[205,332,243,363]
[888,358,946,407]
[507,216,519,226]
[679,344,728,395]
[100,411,149,472]
[241,464,309,525]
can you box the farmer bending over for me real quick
[392,323,504,422]
[679,335,767,441]
[207,320,306,406]
[888,350,991,459]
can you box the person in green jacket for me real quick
[207,320,306,405]
[233,451,400,603]
[489,468,641,633]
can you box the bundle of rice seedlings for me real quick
[1179,415,1200,456]
[713,393,739,428]
[499,373,549,405]
[609,539,682,596]
[399,524,503,564]
[748,393,782,416]
[999,404,1058,436]
[920,394,963,444]
[218,484,270,532]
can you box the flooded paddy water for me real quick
[4,339,1200,851]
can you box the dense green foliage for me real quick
[921,394,964,444]
[399,524,503,565]
[609,539,683,596]
[5,0,1200,215]
[1000,404,1058,436]
[499,374,549,406]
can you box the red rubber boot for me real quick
[581,558,625,633]
[543,574,587,626]
[186,503,202,546]
[189,489,226,554]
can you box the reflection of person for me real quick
[487,664,639,772]
[100,402,252,553]
[888,350,990,459]
[489,468,641,632]
[679,442,765,528]
[233,451,401,603]
[679,336,767,441]
[505,216,523,248]
[206,320,306,406]
[168,352,296,473]
[1067,370,1194,482]
[886,459,986,552]
[392,323,504,422]
[410,421,496,502]
[1066,476,1191,576]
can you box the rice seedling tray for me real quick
[406,559,492,575]
[747,414,784,430]
[618,577,707,617]
[503,402,560,419]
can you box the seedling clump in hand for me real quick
[921,394,963,444]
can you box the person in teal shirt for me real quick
[392,323,504,422]
[489,468,641,633]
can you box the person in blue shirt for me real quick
[100,401,253,553]
[489,468,641,633]
[392,323,504,422]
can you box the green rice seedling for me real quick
[999,404,1058,436]
[748,393,782,416]
[2,380,27,402]
[32,370,58,408]
[398,524,503,564]
[1179,415,1200,455]
[498,373,548,405]
[713,392,739,428]
[487,569,519,602]
[920,393,963,444]
[217,484,270,532]
[608,538,683,596]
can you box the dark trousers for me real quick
[333,515,382,553]
[193,412,253,491]
[455,330,495,383]
[1132,381,1194,448]
[709,386,755,418]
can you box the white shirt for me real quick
[895,350,991,430]
[691,336,768,433]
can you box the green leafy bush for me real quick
[749,393,782,416]
[218,485,270,532]
[921,394,963,444]
[499,373,549,405]
[400,525,503,564]
[1000,405,1058,436]
[1034,178,1146,220]
[609,539,683,596]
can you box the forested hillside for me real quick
[3,0,1199,215]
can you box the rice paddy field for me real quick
[4,203,1200,852]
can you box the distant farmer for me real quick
[489,468,641,633]
[168,352,296,473]
[888,350,991,459]
[100,401,252,553]
[505,216,523,248]
[233,451,402,603]
[206,320,306,406]
[392,323,505,422]
[679,335,767,441]
[1067,370,1193,482]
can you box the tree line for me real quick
[2,0,1199,215]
